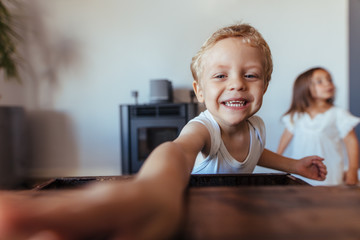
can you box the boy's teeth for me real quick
[224,100,245,107]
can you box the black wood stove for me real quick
[120,103,197,174]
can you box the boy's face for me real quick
[193,37,268,128]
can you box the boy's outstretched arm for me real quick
[0,122,208,240]
[258,149,327,181]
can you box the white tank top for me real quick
[190,110,266,174]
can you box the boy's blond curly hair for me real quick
[190,23,273,85]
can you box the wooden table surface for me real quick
[182,185,360,240]
[32,174,360,240]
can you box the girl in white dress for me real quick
[277,67,360,186]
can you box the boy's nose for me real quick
[228,77,246,91]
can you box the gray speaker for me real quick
[149,79,173,103]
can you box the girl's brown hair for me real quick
[284,67,335,119]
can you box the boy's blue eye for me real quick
[215,74,226,79]
[245,74,257,79]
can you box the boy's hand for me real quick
[0,180,184,240]
[296,156,327,181]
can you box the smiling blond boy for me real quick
[0,24,327,240]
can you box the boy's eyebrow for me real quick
[211,64,231,69]
[244,62,266,71]
[245,64,263,69]
[210,62,263,68]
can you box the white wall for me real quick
[350,0,360,137]
[0,0,349,177]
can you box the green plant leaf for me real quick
[0,0,21,82]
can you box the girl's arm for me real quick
[343,129,359,185]
[258,149,327,181]
[277,129,293,155]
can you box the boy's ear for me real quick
[263,81,269,94]
[192,80,205,103]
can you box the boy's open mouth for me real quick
[223,100,246,107]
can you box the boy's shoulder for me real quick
[248,115,266,134]
[248,115,264,127]
[247,115,266,145]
